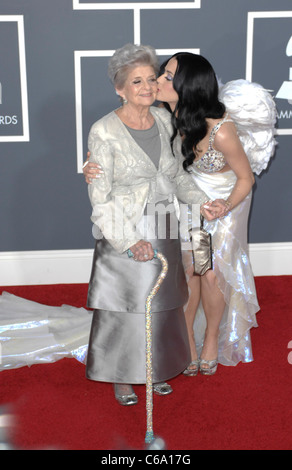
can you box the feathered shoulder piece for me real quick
[218,79,277,175]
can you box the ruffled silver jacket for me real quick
[88,106,207,253]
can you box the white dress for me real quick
[183,166,259,366]
[182,80,277,366]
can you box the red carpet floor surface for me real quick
[0,276,291,451]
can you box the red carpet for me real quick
[0,277,292,451]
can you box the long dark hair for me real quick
[167,53,225,170]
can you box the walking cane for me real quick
[127,248,168,444]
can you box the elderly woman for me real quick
[85,44,218,406]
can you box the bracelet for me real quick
[224,199,232,211]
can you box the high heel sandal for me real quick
[182,359,200,377]
[199,358,218,376]
[113,384,138,406]
[153,382,173,395]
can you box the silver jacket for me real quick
[88,106,207,253]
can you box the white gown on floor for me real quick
[0,292,92,370]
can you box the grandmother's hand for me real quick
[129,240,155,262]
[83,151,104,184]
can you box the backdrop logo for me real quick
[276,36,292,105]
[246,11,292,135]
[0,16,29,142]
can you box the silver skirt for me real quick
[86,212,190,383]
[86,306,190,384]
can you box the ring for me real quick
[144,254,148,258]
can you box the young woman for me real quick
[156,52,258,375]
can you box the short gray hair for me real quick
[108,43,159,88]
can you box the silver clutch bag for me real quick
[189,215,213,276]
